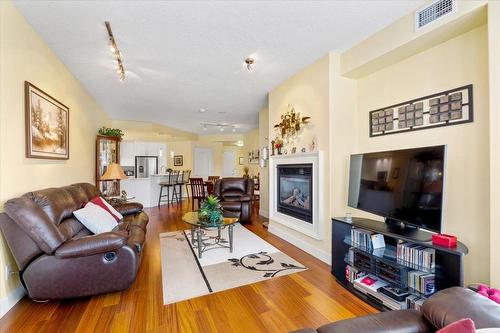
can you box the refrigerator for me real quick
[135,156,158,178]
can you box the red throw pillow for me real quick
[90,197,121,222]
[436,318,475,333]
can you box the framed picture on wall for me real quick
[173,155,183,166]
[25,81,69,159]
[239,157,246,165]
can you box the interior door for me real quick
[193,147,213,179]
[223,151,236,177]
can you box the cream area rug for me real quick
[159,224,307,305]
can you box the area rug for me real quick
[159,224,307,304]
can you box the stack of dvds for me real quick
[345,264,365,283]
[406,295,425,311]
[408,270,435,296]
[397,242,435,271]
[351,228,373,250]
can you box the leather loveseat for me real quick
[0,183,148,301]
[213,178,254,223]
[291,287,500,333]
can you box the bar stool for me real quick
[158,170,180,207]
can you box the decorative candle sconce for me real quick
[273,104,311,141]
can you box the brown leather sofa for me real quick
[0,183,148,301]
[291,287,500,333]
[213,178,254,223]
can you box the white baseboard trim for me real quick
[268,224,331,265]
[259,209,269,218]
[0,284,25,319]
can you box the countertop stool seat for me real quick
[158,171,180,207]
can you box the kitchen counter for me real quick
[121,175,186,208]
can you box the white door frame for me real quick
[193,147,214,178]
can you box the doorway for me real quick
[223,150,236,177]
[193,147,213,179]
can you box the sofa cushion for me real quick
[24,188,79,225]
[58,216,86,240]
[221,201,241,211]
[4,197,66,253]
[113,202,143,216]
[423,287,500,330]
[73,203,118,235]
[55,231,127,258]
[62,185,89,209]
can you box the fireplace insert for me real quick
[277,164,313,223]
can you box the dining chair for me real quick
[189,177,206,209]
[158,170,180,207]
[184,170,192,199]
[207,176,220,195]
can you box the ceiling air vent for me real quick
[415,0,457,31]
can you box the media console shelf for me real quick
[332,217,468,311]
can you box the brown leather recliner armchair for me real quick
[213,178,254,223]
[0,183,148,301]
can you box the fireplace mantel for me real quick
[269,151,324,240]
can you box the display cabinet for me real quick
[96,135,121,196]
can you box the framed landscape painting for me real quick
[25,82,69,159]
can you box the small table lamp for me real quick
[101,163,127,196]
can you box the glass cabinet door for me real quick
[96,136,120,196]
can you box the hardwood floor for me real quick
[0,202,377,333]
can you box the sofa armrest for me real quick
[315,310,429,333]
[112,202,143,216]
[423,287,500,330]
[55,232,127,258]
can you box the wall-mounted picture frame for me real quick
[239,157,246,165]
[173,155,183,166]
[25,81,69,159]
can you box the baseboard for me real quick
[259,209,269,218]
[0,284,25,319]
[268,224,331,265]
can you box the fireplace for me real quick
[277,164,313,223]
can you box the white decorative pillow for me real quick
[73,202,118,234]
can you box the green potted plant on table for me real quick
[199,195,223,226]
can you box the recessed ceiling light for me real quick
[199,108,207,113]
[232,127,236,133]
[219,127,224,132]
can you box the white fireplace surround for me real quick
[269,151,324,240]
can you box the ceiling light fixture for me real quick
[105,21,126,82]
[201,122,237,132]
[199,108,207,113]
[245,57,255,72]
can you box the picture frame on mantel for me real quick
[25,81,69,160]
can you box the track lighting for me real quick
[105,21,126,82]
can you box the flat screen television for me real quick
[348,145,445,233]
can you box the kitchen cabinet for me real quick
[120,141,135,167]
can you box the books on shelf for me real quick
[408,270,436,296]
[397,242,435,271]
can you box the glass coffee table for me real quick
[182,212,239,259]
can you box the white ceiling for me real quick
[14,0,425,135]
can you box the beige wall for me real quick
[354,26,489,284]
[268,54,331,254]
[259,107,269,216]
[488,1,500,287]
[0,0,111,299]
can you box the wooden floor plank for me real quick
[0,201,377,333]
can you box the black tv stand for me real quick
[384,218,432,242]
[331,217,469,312]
